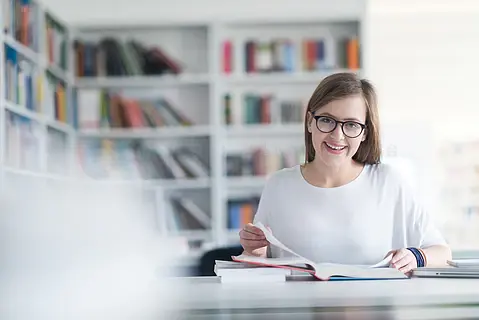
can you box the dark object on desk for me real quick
[198,246,243,276]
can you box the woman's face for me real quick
[308,95,367,168]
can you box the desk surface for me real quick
[170,276,479,319]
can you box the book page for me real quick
[368,253,393,268]
[255,222,305,260]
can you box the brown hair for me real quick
[304,72,381,165]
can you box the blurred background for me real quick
[1,0,479,281]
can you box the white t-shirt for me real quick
[253,163,447,265]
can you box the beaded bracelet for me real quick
[407,247,425,268]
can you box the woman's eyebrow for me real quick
[317,112,362,122]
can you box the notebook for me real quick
[232,222,408,281]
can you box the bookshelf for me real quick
[0,0,76,191]
[2,1,364,266]
[71,18,363,265]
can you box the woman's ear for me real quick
[306,111,313,133]
[361,129,367,142]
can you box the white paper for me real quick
[368,253,393,268]
[255,221,393,269]
[255,222,303,259]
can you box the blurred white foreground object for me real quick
[0,172,181,319]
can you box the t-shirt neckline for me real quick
[297,163,370,190]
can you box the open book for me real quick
[232,222,408,281]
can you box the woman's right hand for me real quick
[239,223,270,257]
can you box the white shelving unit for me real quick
[1,0,76,192]
[1,0,366,266]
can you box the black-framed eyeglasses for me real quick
[313,115,366,138]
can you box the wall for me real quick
[42,0,479,246]
[41,0,364,26]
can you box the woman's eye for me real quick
[320,117,333,123]
[346,122,360,129]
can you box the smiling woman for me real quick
[239,72,452,274]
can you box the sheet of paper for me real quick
[255,222,304,259]
[368,253,393,268]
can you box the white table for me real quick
[169,276,479,319]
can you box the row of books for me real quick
[47,127,69,174]
[166,196,211,231]
[5,112,41,170]
[74,38,182,77]
[78,140,209,180]
[223,37,360,73]
[223,93,305,125]
[45,13,68,71]
[165,195,259,232]
[3,1,68,71]
[4,45,73,124]
[4,111,70,171]
[227,197,259,230]
[3,0,39,51]
[226,148,304,177]
[77,90,192,129]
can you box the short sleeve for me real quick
[394,170,447,248]
[252,177,275,227]
[409,199,447,248]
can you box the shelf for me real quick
[46,64,71,83]
[155,178,211,190]
[3,100,75,135]
[222,69,360,84]
[168,230,212,241]
[225,123,303,137]
[78,126,212,139]
[4,35,40,64]
[4,35,70,84]
[74,74,211,88]
[2,166,72,181]
[227,176,267,189]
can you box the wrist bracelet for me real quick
[417,248,428,267]
[407,247,425,268]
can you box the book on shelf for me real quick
[77,90,192,130]
[230,222,407,281]
[226,148,303,177]
[223,93,306,125]
[5,112,41,171]
[221,36,359,74]
[74,38,182,77]
[78,140,209,180]
[45,13,68,71]
[227,197,259,230]
[3,44,72,124]
[3,0,40,51]
[166,196,211,231]
[47,127,69,174]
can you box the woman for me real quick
[239,72,451,273]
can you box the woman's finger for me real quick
[390,249,408,265]
[239,229,265,241]
[240,239,269,249]
[243,223,265,236]
[399,262,414,273]
[391,254,413,269]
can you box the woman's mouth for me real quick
[324,142,347,154]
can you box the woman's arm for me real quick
[421,244,452,267]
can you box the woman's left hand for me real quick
[389,248,417,273]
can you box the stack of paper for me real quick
[214,260,291,283]
[448,259,479,268]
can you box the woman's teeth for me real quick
[325,142,346,150]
